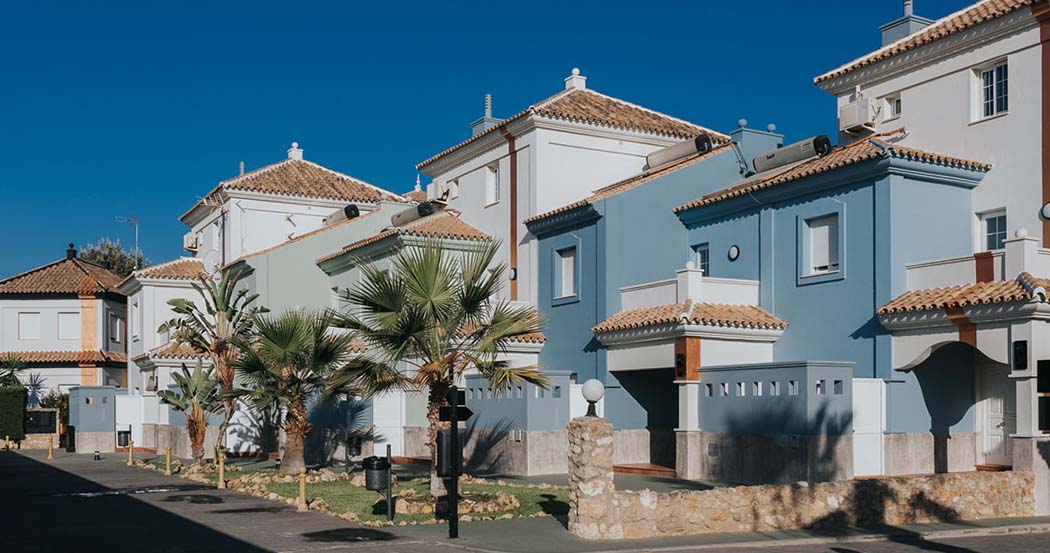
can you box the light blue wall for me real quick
[464,371,572,430]
[69,386,119,433]
[531,129,785,432]
[680,156,985,435]
[698,361,854,435]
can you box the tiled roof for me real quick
[526,142,733,224]
[417,87,727,169]
[405,189,428,203]
[877,272,1050,315]
[182,158,406,221]
[509,332,546,344]
[132,342,206,362]
[675,139,990,213]
[6,350,128,365]
[815,0,1034,84]
[316,210,491,264]
[593,299,786,334]
[0,256,123,296]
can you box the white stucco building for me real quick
[416,69,727,304]
[0,244,127,395]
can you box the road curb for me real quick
[439,522,1050,553]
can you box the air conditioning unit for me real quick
[839,97,876,135]
[182,232,200,252]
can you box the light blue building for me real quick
[508,127,995,483]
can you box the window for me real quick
[833,380,844,395]
[720,382,729,397]
[752,381,763,397]
[788,380,799,396]
[552,386,562,399]
[58,312,81,341]
[131,301,140,341]
[693,243,710,276]
[806,214,839,275]
[704,383,713,397]
[982,211,1007,251]
[109,313,122,343]
[449,179,460,199]
[981,62,1008,118]
[770,381,780,396]
[884,94,901,120]
[18,312,40,340]
[485,164,500,206]
[815,380,826,395]
[555,247,577,298]
[516,385,523,399]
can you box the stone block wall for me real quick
[567,416,1035,540]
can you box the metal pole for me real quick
[447,385,459,539]
[133,219,139,270]
[386,443,393,521]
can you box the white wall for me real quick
[826,16,1042,249]
[0,298,83,352]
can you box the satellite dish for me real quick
[202,249,221,277]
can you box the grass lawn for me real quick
[266,477,570,524]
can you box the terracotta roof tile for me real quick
[316,210,491,264]
[0,256,123,296]
[675,139,990,213]
[405,189,428,203]
[139,258,207,281]
[508,332,546,344]
[417,87,727,169]
[182,158,406,221]
[877,272,1050,315]
[815,0,1034,84]
[526,142,733,224]
[593,300,786,334]
[137,342,206,361]
[5,350,127,365]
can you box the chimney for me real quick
[564,67,587,90]
[880,0,933,46]
[471,94,503,136]
[287,141,304,160]
[66,242,77,260]
[675,262,704,303]
[239,161,245,175]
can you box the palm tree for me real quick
[327,240,548,495]
[233,309,358,475]
[0,354,26,387]
[158,360,221,465]
[160,269,267,449]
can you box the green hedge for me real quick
[0,386,27,441]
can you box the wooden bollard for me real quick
[4,435,9,451]
[297,467,307,512]
[165,446,172,476]
[217,448,226,489]
[126,439,134,466]
[47,435,54,460]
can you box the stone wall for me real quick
[567,416,1035,540]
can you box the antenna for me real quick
[113,216,141,270]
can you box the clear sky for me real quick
[0,0,967,278]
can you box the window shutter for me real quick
[809,218,830,271]
[559,248,576,297]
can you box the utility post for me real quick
[447,385,460,539]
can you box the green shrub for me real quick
[0,386,27,441]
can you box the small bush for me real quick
[0,386,27,441]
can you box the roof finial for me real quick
[415,174,422,192]
[66,242,77,260]
[903,0,913,17]
[287,141,303,161]
[484,94,493,119]
[565,67,587,90]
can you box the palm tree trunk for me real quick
[188,411,206,465]
[213,353,238,450]
[427,382,450,497]
[280,395,310,475]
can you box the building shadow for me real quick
[306,395,371,467]
[461,417,513,473]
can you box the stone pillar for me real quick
[567,416,622,539]
[675,380,702,480]
[1012,436,1050,515]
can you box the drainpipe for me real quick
[499,127,519,300]
[1035,1,1050,247]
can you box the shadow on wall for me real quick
[709,402,852,485]
[613,368,678,467]
[307,396,371,467]
[909,342,979,474]
[461,417,514,474]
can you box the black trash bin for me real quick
[362,456,390,491]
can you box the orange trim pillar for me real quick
[946,306,977,347]
[973,251,995,283]
[674,337,701,380]
[500,128,519,300]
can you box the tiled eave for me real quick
[594,322,785,348]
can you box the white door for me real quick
[852,378,885,477]
[371,391,405,457]
[981,366,1016,466]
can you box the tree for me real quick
[233,309,358,475]
[327,240,548,495]
[158,360,221,465]
[160,269,267,449]
[0,354,26,387]
[80,237,148,277]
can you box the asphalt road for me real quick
[3,449,1048,553]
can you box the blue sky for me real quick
[0,1,966,278]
